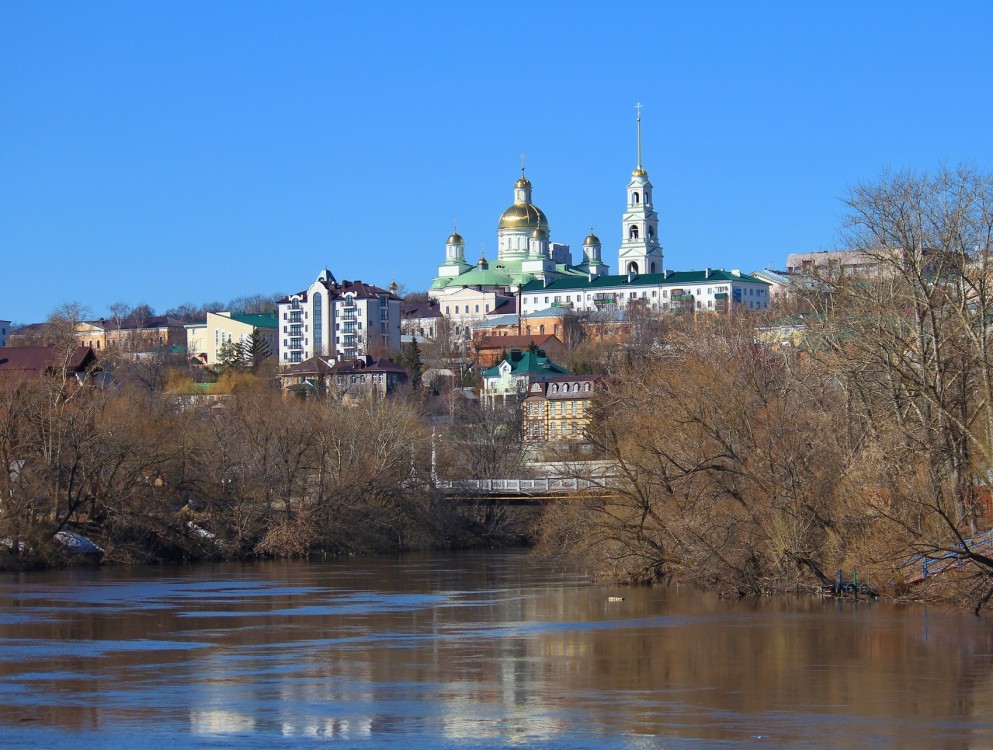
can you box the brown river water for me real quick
[0,549,992,749]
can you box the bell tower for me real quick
[618,103,664,276]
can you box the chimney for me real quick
[705,267,711,278]
[627,270,636,283]
[732,269,741,277]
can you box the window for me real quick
[313,292,323,348]
[629,225,639,240]
[633,191,640,204]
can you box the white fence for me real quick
[436,478,602,494]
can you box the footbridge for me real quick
[435,476,614,504]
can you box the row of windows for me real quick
[528,422,582,438]
[527,400,584,416]
[549,382,591,394]
[445,303,492,315]
[524,285,766,308]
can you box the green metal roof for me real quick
[230,311,278,329]
[520,269,769,293]
[482,350,570,378]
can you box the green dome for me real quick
[453,266,514,288]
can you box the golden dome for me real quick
[583,232,601,246]
[530,227,548,239]
[498,203,549,232]
[631,167,648,177]
[515,176,532,189]
[447,231,464,245]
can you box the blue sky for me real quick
[3,1,991,323]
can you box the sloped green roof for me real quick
[230,311,278,330]
[482,350,570,378]
[520,269,769,293]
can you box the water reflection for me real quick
[0,551,992,748]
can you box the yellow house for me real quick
[522,374,600,442]
[185,311,279,366]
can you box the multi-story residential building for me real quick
[277,270,402,366]
[480,349,569,408]
[520,268,771,315]
[785,249,899,279]
[185,311,279,366]
[523,374,601,442]
[0,320,10,347]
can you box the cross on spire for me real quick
[635,102,643,170]
[520,153,526,178]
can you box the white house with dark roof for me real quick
[277,270,401,365]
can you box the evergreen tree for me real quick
[403,337,424,389]
[245,330,272,372]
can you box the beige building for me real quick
[523,374,600,442]
[185,311,279,366]
[76,316,186,354]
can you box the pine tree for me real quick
[403,337,424,389]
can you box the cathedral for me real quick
[429,110,664,303]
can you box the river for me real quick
[0,549,991,749]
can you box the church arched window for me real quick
[633,192,640,204]
[628,261,639,274]
[648,227,654,240]
[629,225,639,240]
[650,261,657,274]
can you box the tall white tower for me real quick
[618,103,664,276]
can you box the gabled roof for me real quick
[489,297,517,316]
[482,349,570,378]
[85,315,185,331]
[284,356,336,377]
[334,356,408,376]
[0,346,96,377]
[402,300,444,319]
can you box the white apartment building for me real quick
[277,270,402,365]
